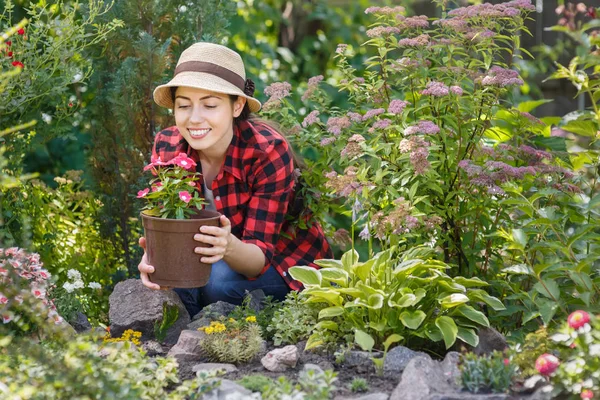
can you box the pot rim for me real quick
[140,210,221,222]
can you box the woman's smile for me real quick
[188,128,211,139]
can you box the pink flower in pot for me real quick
[535,353,560,376]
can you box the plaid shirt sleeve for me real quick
[241,132,295,275]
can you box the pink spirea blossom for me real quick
[398,34,430,47]
[347,112,363,123]
[365,6,405,15]
[411,147,430,175]
[369,119,392,133]
[448,1,534,18]
[336,44,348,54]
[363,108,385,121]
[388,100,409,114]
[367,26,400,38]
[433,18,469,31]
[302,110,320,127]
[535,354,560,376]
[178,191,192,203]
[567,310,591,329]
[450,86,463,95]
[404,120,440,136]
[481,66,524,87]
[264,82,292,101]
[326,116,351,135]
[421,81,450,97]
[397,15,429,30]
[137,188,150,198]
[302,75,324,101]
[320,137,336,146]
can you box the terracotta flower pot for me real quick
[141,210,221,288]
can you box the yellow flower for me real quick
[205,327,215,335]
[229,318,236,323]
[212,322,226,333]
[245,316,257,323]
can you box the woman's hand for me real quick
[138,237,170,290]
[194,215,234,263]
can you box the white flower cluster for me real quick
[62,269,100,293]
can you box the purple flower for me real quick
[302,75,324,101]
[347,112,363,122]
[421,81,450,97]
[481,66,523,87]
[367,26,401,38]
[450,86,463,96]
[320,137,336,146]
[398,34,430,47]
[388,99,409,114]
[369,119,392,133]
[397,15,429,30]
[358,224,371,240]
[302,110,320,127]
[326,116,351,135]
[404,120,440,135]
[363,108,385,121]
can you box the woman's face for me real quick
[174,86,246,157]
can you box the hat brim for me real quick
[153,71,261,113]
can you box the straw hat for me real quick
[153,42,261,112]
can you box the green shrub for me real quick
[199,318,263,364]
[236,374,274,394]
[460,351,517,394]
[228,292,279,340]
[267,290,319,346]
[349,377,369,393]
[510,327,554,378]
[262,369,338,400]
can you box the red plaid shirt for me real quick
[152,120,332,290]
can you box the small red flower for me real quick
[7,51,12,57]
[581,389,594,399]
[12,61,23,68]
[503,358,510,366]
[535,354,560,376]
[588,7,598,19]
[5,41,11,46]
[568,310,591,329]
[68,102,74,107]
[17,28,25,35]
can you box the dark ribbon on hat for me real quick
[175,61,248,92]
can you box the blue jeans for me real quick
[174,259,290,318]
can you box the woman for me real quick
[137,42,332,318]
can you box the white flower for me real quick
[72,280,84,290]
[178,5,187,12]
[62,282,75,293]
[67,269,81,281]
[88,282,101,290]
[41,113,52,124]
[73,72,83,82]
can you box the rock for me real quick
[335,394,389,400]
[166,329,206,363]
[192,363,237,374]
[187,317,211,331]
[427,394,511,400]
[193,301,236,320]
[261,345,299,372]
[202,379,260,400]
[108,279,190,345]
[343,350,375,371]
[302,363,324,375]
[247,289,266,313]
[440,351,461,383]
[527,385,553,400]
[384,346,431,375]
[519,375,547,394]
[71,312,92,333]
[472,327,508,356]
[142,340,166,357]
[389,356,461,400]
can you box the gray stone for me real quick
[302,363,324,375]
[335,394,389,400]
[166,329,206,363]
[187,317,211,331]
[142,340,166,357]
[472,327,508,356]
[527,385,553,400]
[247,289,266,313]
[71,312,92,333]
[440,351,461,384]
[384,346,431,375]
[202,379,260,400]
[344,350,376,370]
[193,301,236,320]
[427,394,510,400]
[389,356,461,400]
[108,279,190,345]
[261,345,299,372]
[520,375,547,394]
[192,363,237,374]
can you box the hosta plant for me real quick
[289,246,505,352]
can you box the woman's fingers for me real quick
[138,236,162,290]
[194,233,227,247]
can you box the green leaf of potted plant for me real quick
[138,152,220,288]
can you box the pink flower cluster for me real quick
[363,108,385,121]
[366,26,400,38]
[399,136,431,175]
[264,82,292,101]
[302,75,324,101]
[302,110,320,128]
[404,120,440,135]
[459,159,537,195]
[0,248,62,326]
[398,34,430,47]
[369,119,392,133]
[364,6,405,15]
[481,66,524,87]
[421,81,450,97]
[448,0,534,19]
[397,15,429,30]
[143,152,197,173]
[388,100,409,114]
[327,116,351,135]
